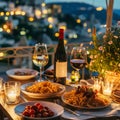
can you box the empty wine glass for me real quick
[70,46,87,80]
[32,43,49,82]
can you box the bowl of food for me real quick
[14,101,64,120]
[21,81,66,98]
[6,68,38,80]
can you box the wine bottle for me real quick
[54,29,67,85]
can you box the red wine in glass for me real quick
[70,46,87,80]
[70,59,86,70]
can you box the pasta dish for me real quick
[62,86,111,109]
[25,81,62,94]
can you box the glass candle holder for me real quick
[70,71,80,83]
[0,77,3,93]
[93,79,101,92]
[4,81,21,104]
[102,81,113,96]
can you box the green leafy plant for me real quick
[88,27,120,75]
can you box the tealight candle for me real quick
[7,91,17,102]
[102,82,113,96]
[93,80,101,92]
[4,81,21,104]
[103,88,112,96]
[70,71,80,83]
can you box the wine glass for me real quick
[32,43,49,82]
[70,46,87,81]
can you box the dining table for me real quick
[0,71,120,120]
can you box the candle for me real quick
[7,91,17,102]
[103,88,112,96]
[93,80,101,92]
[4,81,21,104]
[70,71,80,83]
[93,84,101,92]
[102,82,113,96]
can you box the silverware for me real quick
[20,94,28,102]
[63,107,80,117]
[54,99,80,117]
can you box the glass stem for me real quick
[82,68,85,80]
[39,66,42,82]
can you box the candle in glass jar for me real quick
[93,84,101,91]
[103,88,112,96]
[7,91,17,102]
[93,80,101,92]
[102,82,113,96]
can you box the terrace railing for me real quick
[0,42,90,72]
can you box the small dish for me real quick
[14,101,64,120]
[6,68,38,80]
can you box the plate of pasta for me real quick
[21,81,66,99]
[61,86,111,110]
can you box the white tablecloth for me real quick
[61,103,120,120]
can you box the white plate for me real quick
[14,101,64,120]
[21,82,66,98]
[62,92,111,110]
[6,68,38,80]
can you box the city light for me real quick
[10,11,14,15]
[35,9,41,19]
[55,32,59,37]
[0,12,4,16]
[0,28,3,32]
[49,24,53,29]
[28,17,34,22]
[6,12,10,16]
[76,19,81,24]
[20,31,26,35]
[48,17,53,23]
[4,17,9,21]
[83,23,87,27]
[96,7,103,11]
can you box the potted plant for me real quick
[88,27,120,83]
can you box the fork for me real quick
[54,99,81,117]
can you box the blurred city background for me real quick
[0,0,119,47]
[0,0,119,74]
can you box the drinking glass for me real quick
[32,43,49,82]
[70,46,87,80]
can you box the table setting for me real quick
[5,79,119,120]
[0,43,120,120]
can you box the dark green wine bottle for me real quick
[54,29,67,85]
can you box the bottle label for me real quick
[56,62,67,77]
